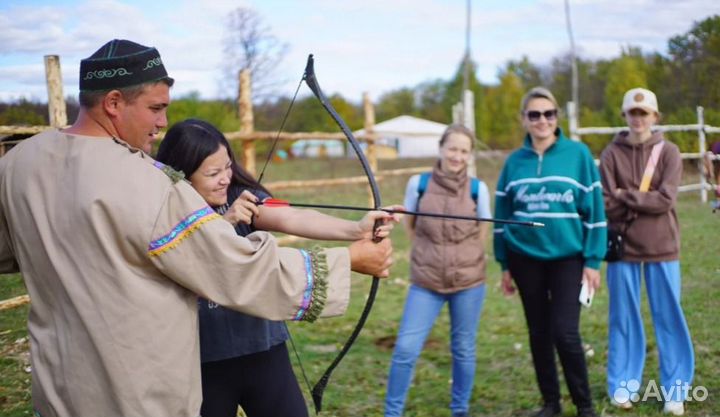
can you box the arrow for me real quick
[259,198,544,227]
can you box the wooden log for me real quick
[363,92,377,206]
[224,130,379,141]
[44,55,67,128]
[238,69,256,176]
[264,166,432,191]
[266,174,379,190]
[0,294,30,311]
[0,125,53,136]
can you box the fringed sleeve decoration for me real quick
[293,246,329,322]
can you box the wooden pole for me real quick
[0,294,29,311]
[363,92,377,168]
[44,55,67,128]
[363,92,377,206]
[568,101,579,141]
[238,69,256,176]
[463,89,477,177]
[697,106,707,203]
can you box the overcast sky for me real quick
[1,0,718,104]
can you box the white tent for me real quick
[355,115,447,158]
[290,139,345,158]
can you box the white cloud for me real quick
[0,0,718,103]
[0,65,47,87]
[0,6,69,54]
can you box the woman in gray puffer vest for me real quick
[384,124,491,417]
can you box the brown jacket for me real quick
[410,167,486,293]
[0,130,350,417]
[599,131,682,261]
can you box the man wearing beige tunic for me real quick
[0,39,394,417]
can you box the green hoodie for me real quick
[494,129,607,270]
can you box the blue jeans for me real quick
[385,283,486,417]
[606,261,695,401]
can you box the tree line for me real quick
[2,15,718,155]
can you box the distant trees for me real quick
[167,94,240,132]
[603,49,648,126]
[374,15,720,152]
[0,100,46,125]
[667,15,720,108]
[482,70,524,149]
[2,14,719,154]
[375,88,418,122]
[505,56,544,90]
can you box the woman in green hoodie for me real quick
[494,87,606,417]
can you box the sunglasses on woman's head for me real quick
[526,109,558,122]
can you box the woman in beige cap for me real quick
[599,87,694,416]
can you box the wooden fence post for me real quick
[463,89,477,177]
[363,92,377,207]
[44,55,67,128]
[697,106,707,203]
[238,69,256,176]
[567,101,579,141]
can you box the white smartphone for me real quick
[579,280,594,307]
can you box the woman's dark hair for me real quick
[156,118,270,202]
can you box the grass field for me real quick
[1,156,718,417]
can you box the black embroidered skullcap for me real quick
[79,39,173,91]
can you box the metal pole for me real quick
[462,0,477,177]
[462,0,471,94]
[564,0,579,138]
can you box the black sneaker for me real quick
[451,412,470,417]
[532,403,562,417]
[576,407,599,417]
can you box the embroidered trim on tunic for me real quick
[293,247,328,322]
[147,206,219,256]
[152,160,185,183]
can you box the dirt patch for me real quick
[374,335,443,351]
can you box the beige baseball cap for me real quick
[622,88,659,114]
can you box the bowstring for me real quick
[284,322,314,401]
[256,75,305,185]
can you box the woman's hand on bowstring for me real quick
[223,190,260,226]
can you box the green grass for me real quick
[1,156,718,416]
[0,274,30,416]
